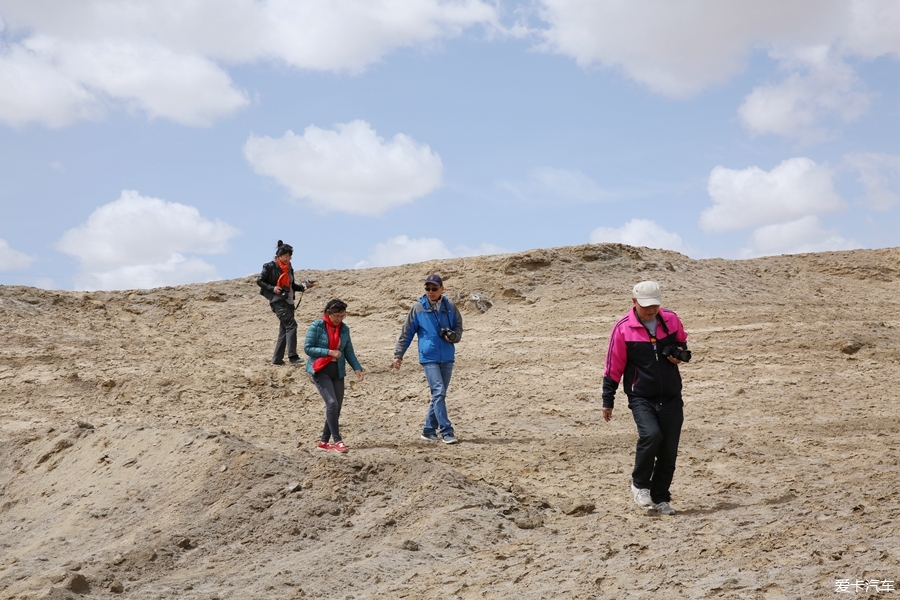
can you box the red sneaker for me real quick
[316,441,331,451]
[331,441,348,453]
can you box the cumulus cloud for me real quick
[534,0,843,98]
[356,235,454,268]
[589,219,686,253]
[0,0,497,127]
[700,157,845,233]
[455,242,510,257]
[354,235,509,268]
[73,254,222,292]
[0,238,34,271]
[244,120,443,216]
[499,167,616,205]
[0,35,248,128]
[533,1,900,136]
[738,48,871,142]
[844,152,900,210]
[740,215,860,257]
[56,190,240,290]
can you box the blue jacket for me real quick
[304,318,363,378]
[394,295,463,364]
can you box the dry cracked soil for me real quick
[1,243,898,599]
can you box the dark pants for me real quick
[628,396,684,504]
[270,299,298,363]
[313,364,345,443]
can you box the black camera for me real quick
[440,328,460,343]
[661,345,691,363]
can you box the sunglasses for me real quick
[424,286,440,291]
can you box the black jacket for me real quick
[257,260,308,302]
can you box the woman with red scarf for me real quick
[304,299,365,453]
[256,240,315,365]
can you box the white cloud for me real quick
[0,238,34,271]
[738,47,871,142]
[56,190,240,290]
[31,276,55,290]
[841,0,900,58]
[73,254,221,291]
[0,35,248,128]
[455,242,510,257]
[499,167,615,205]
[0,0,497,127]
[740,215,860,257]
[354,235,509,268]
[533,0,899,136]
[700,157,845,233]
[355,235,454,268]
[844,152,900,210]
[0,41,102,128]
[589,219,685,253]
[244,120,443,216]
[534,0,845,98]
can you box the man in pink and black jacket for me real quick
[602,281,690,516]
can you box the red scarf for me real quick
[276,256,291,289]
[312,315,341,373]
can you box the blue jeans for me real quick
[422,362,454,437]
[628,396,684,504]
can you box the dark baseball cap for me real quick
[424,274,443,286]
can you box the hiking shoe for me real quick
[421,432,440,442]
[441,434,459,445]
[316,441,331,451]
[272,360,285,366]
[652,501,676,515]
[331,441,349,453]
[289,357,303,365]
[631,484,653,507]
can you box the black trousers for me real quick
[270,299,298,363]
[628,396,684,504]
[313,363,345,443]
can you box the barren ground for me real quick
[1,243,898,599]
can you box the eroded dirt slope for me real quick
[1,243,898,599]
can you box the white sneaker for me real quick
[631,484,652,507]
[652,501,676,515]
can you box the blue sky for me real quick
[1,0,898,290]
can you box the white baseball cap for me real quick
[633,281,662,307]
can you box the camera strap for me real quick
[637,312,670,344]
[428,297,452,332]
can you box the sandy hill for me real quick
[0,243,898,599]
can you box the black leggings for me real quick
[313,363,345,443]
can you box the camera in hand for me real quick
[661,344,691,362]
[440,328,460,343]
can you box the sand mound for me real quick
[1,243,898,599]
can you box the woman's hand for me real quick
[328,349,342,358]
[356,371,365,382]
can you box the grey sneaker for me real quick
[421,432,440,442]
[652,501,676,515]
[631,484,652,507]
[441,434,459,444]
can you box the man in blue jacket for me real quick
[393,274,463,444]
